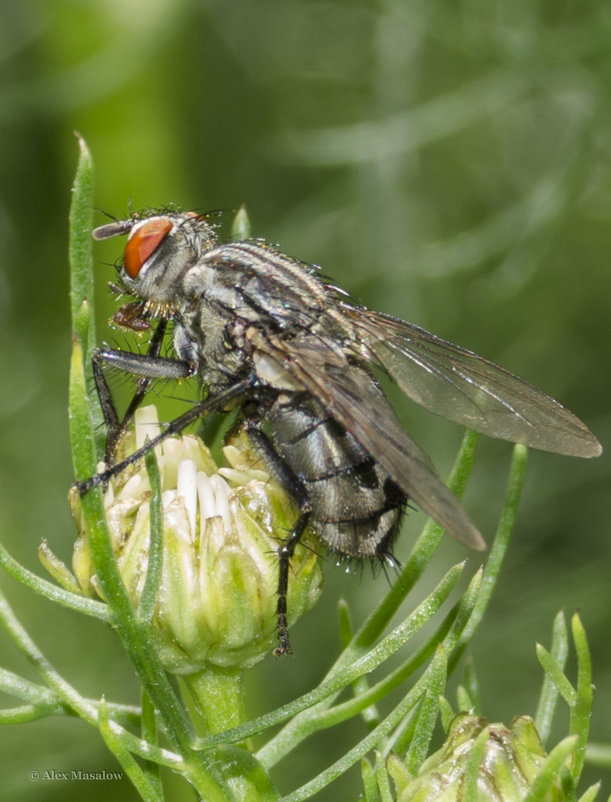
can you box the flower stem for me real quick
[185,666,248,737]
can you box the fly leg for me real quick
[77,379,253,494]
[92,319,193,464]
[246,424,312,656]
[94,318,167,464]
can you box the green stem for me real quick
[68,138,235,802]
[186,666,248,737]
[184,669,280,802]
[449,442,528,671]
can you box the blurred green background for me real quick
[1,0,610,799]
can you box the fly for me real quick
[77,210,602,654]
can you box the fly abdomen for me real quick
[268,393,407,560]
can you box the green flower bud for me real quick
[398,713,566,802]
[70,406,323,672]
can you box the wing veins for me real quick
[341,306,600,456]
[384,340,534,425]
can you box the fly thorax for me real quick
[171,295,253,390]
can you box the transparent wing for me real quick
[340,306,601,458]
[254,331,486,550]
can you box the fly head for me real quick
[94,212,218,308]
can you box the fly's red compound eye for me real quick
[123,218,173,279]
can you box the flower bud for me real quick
[397,713,566,801]
[70,406,323,672]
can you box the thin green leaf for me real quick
[569,613,593,783]
[450,443,527,671]
[79,496,197,757]
[0,668,60,705]
[385,753,412,799]
[536,643,577,706]
[462,725,489,802]
[329,568,482,755]
[141,690,163,796]
[281,674,428,801]
[221,747,283,802]
[438,696,455,732]
[463,657,481,714]
[384,702,420,764]
[0,666,140,727]
[137,444,163,625]
[69,332,100,482]
[0,584,104,727]
[402,648,447,771]
[523,735,578,802]
[69,133,104,457]
[361,757,379,802]
[0,702,66,724]
[0,539,111,622]
[310,567,482,741]
[98,698,165,802]
[37,541,82,594]
[577,783,602,802]
[338,598,352,649]
[535,611,569,744]
[337,600,380,730]
[266,572,482,800]
[456,684,474,713]
[250,562,464,766]
[96,727,183,773]
[375,751,393,802]
[69,133,95,345]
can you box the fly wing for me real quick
[254,331,486,550]
[340,306,601,459]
